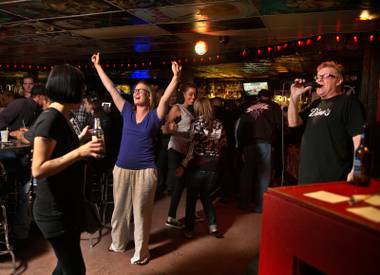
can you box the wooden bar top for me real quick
[268,178,380,233]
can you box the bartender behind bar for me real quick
[287,61,365,184]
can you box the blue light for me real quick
[129,70,150,79]
[134,42,151,53]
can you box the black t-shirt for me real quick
[33,108,84,238]
[298,94,365,184]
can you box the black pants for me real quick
[166,149,186,218]
[48,231,85,275]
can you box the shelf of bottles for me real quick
[0,80,24,108]
[201,80,243,100]
[273,90,313,110]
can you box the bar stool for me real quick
[0,161,17,274]
[82,163,103,248]
[100,169,113,226]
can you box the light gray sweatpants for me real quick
[110,166,157,263]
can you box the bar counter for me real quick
[259,179,380,275]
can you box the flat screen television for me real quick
[243,82,268,96]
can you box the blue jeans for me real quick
[239,142,272,212]
[185,169,217,231]
[166,149,186,218]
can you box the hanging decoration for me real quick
[0,32,378,72]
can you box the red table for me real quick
[259,179,380,275]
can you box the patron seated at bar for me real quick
[0,84,47,242]
[287,61,365,184]
[0,83,45,131]
[10,85,51,145]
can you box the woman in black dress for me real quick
[32,64,104,275]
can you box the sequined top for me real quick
[181,116,226,168]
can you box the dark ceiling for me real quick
[0,0,379,78]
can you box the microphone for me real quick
[285,80,322,89]
[304,81,322,89]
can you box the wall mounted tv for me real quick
[243,82,268,96]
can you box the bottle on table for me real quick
[352,124,370,186]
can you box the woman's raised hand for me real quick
[171,61,182,78]
[91,52,100,66]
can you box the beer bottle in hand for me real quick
[92,117,105,156]
[352,124,370,186]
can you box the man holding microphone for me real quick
[288,61,365,184]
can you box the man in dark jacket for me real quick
[237,89,282,212]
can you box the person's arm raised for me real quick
[156,61,181,119]
[91,52,125,112]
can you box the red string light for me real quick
[297,40,304,46]
[3,34,379,71]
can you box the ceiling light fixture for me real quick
[359,10,375,21]
[194,40,208,55]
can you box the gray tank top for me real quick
[168,104,193,154]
